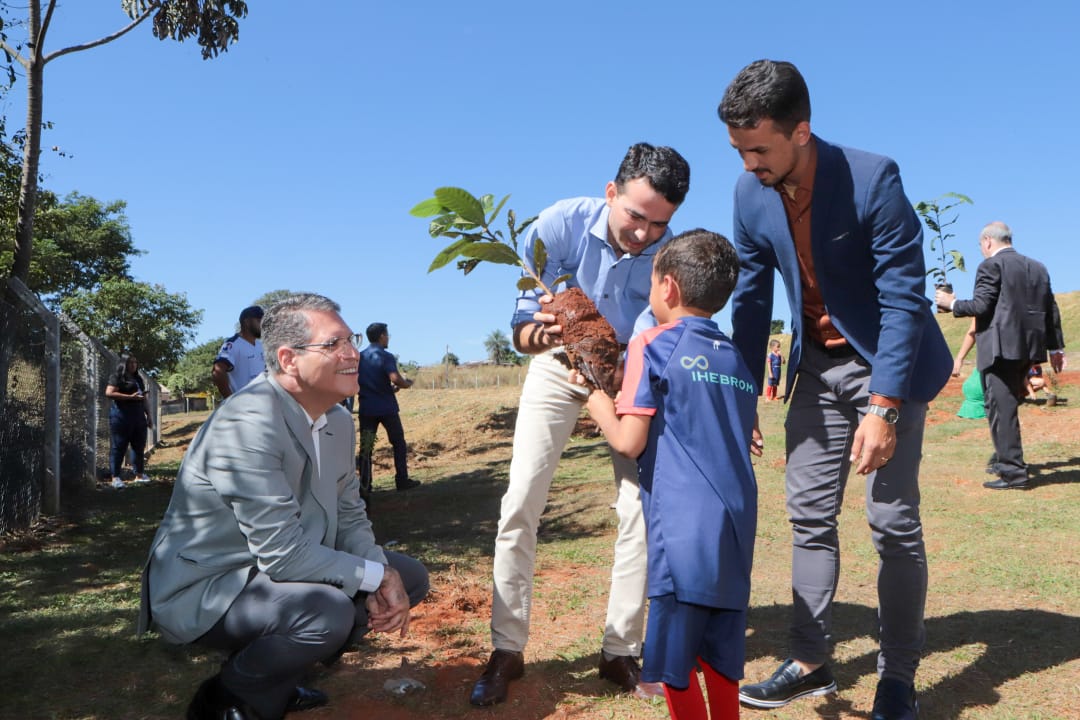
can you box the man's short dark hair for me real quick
[614,142,690,206]
[653,229,739,314]
[366,322,388,344]
[718,59,811,136]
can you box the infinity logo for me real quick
[680,355,709,370]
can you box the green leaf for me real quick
[410,197,445,218]
[428,238,475,272]
[516,276,540,291]
[489,194,510,225]
[551,273,573,289]
[460,241,523,266]
[434,187,487,226]
[429,213,459,238]
[533,238,547,276]
[948,250,966,272]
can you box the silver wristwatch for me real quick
[867,404,899,424]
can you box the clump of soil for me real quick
[547,288,621,397]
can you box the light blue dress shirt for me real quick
[510,197,671,344]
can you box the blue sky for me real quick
[7,1,1077,365]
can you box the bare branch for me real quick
[42,7,156,64]
[0,40,29,70]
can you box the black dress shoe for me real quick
[286,686,328,713]
[597,653,642,692]
[871,677,918,720]
[396,478,422,491]
[983,476,1030,490]
[739,659,837,708]
[470,649,524,706]
[186,675,263,720]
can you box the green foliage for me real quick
[251,288,297,311]
[122,0,248,60]
[442,351,460,366]
[412,187,573,294]
[770,318,785,335]
[59,277,203,374]
[0,192,139,304]
[161,337,223,395]
[484,328,516,365]
[915,192,973,287]
[399,359,420,376]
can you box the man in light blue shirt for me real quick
[471,143,690,706]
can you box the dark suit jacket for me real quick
[952,247,1064,371]
[138,373,387,644]
[729,136,952,402]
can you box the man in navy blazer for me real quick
[937,222,1065,489]
[718,60,951,720]
[139,294,429,720]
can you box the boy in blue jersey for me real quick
[579,229,758,720]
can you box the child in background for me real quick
[578,229,758,720]
[765,339,783,401]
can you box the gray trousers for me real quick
[198,551,429,719]
[785,342,927,684]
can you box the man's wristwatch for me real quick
[867,404,899,424]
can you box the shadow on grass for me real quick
[745,602,1080,718]
[1028,455,1080,486]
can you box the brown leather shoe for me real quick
[469,649,524,706]
[597,653,642,692]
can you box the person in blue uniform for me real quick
[580,229,757,720]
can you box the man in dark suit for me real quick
[718,60,952,720]
[936,222,1065,489]
[138,293,429,720]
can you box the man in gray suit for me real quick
[937,222,1065,489]
[138,293,429,720]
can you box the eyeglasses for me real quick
[291,334,363,355]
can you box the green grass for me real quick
[1,366,1078,719]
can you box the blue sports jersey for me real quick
[617,316,758,609]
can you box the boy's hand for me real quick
[750,413,764,457]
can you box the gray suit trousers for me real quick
[785,342,928,684]
[197,551,429,719]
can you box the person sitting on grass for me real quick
[576,229,758,720]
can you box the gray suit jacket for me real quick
[138,373,386,644]
[952,247,1064,371]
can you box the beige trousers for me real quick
[490,349,647,657]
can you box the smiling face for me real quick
[727,119,812,188]
[604,176,679,257]
[279,309,360,416]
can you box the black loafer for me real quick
[983,476,1030,490]
[470,649,524,706]
[597,653,642,692]
[286,686,328,712]
[871,677,918,720]
[739,659,837,708]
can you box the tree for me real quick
[162,337,223,396]
[0,191,139,305]
[59,277,203,374]
[770,319,785,335]
[252,289,297,311]
[0,0,247,284]
[484,329,513,365]
[442,351,459,366]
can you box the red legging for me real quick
[662,658,738,720]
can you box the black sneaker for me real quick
[871,677,918,720]
[739,659,837,708]
[396,478,421,491]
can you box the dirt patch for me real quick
[549,287,622,397]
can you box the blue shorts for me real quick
[641,594,746,688]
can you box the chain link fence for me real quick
[1,278,159,534]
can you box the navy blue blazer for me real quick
[729,136,952,403]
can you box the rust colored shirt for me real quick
[776,146,847,348]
